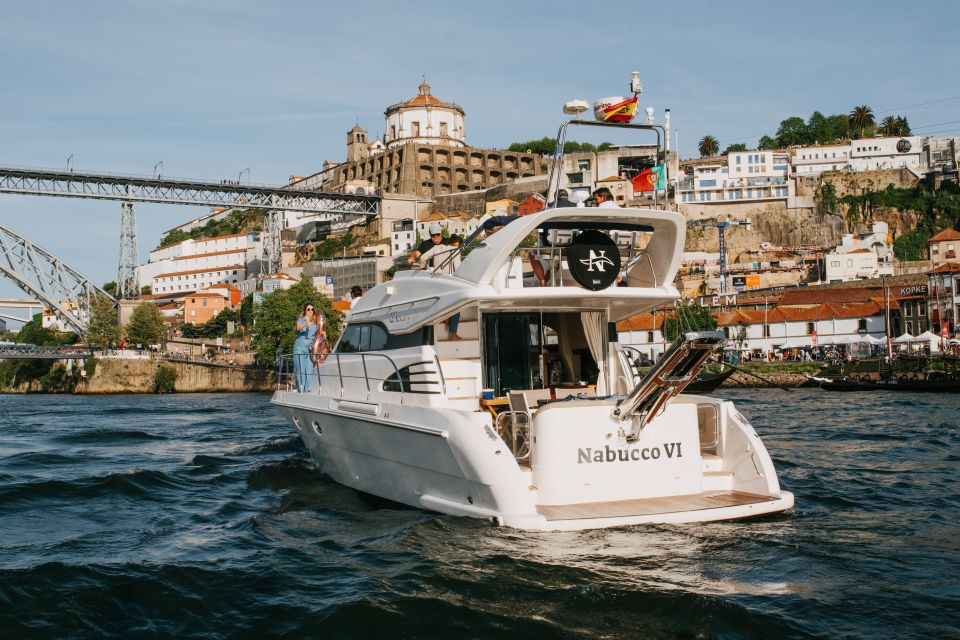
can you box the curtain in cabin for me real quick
[581,311,607,395]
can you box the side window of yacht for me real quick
[336,323,432,352]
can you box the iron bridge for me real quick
[0,344,93,359]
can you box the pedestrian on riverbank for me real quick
[293,303,319,392]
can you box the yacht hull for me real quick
[272,390,794,531]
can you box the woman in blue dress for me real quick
[293,303,319,392]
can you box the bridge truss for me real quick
[0,223,114,334]
[0,166,381,275]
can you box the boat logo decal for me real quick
[579,249,615,273]
[577,442,683,464]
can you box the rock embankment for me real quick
[722,370,809,388]
[76,358,274,394]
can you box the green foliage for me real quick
[153,366,177,394]
[815,182,839,219]
[0,314,78,390]
[878,115,911,136]
[698,135,719,158]
[181,308,239,339]
[774,117,808,147]
[239,294,254,328]
[251,275,342,364]
[314,233,355,258]
[849,105,875,139]
[141,285,153,296]
[662,303,719,341]
[16,313,77,346]
[893,229,930,261]
[84,356,98,378]
[126,302,165,345]
[102,281,118,297]
[384,265,398,281]
[506,137,614,156]
[86,293,121,350]
[758,135,777,150]
[159,209,265,247]
[722,143,748,155]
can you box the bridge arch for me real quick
[0,223,114,335]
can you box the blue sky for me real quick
[1,0,958,305]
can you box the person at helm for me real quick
[407,221,448,266]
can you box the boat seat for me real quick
[508,389,553,414]
[554,387,595,400]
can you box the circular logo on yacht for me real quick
[566,230,621,290]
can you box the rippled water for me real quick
[0,390,957,638]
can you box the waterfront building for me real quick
[928,228,960,267]
[615,313,666,362]
[137,233,259,296]
[391,218,416,254]
[928,262,960,336]
[183,291,230,325]
[823,221,894,282]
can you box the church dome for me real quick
[383,79,466,149]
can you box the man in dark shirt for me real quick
[408,221,447,266]
[555,188,575,208]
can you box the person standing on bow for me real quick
[293,302,320,392]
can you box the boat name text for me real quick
[577,442,683,464]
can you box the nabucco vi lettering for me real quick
[577,442,683,464]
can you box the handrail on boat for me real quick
[276,350,445,403]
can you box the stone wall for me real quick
[76,358,273,394]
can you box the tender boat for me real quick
[271,117,793,531]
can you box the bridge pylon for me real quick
[117,200,138,299]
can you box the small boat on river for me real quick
[271,97,793,530]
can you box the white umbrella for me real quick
[865,334,886,345]
[779,340,797,349]
[893,333,916,343]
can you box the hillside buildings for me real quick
[824,221,894,283]
[319,80,544,197]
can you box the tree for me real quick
[159,228,190,247]
[758,135,777,150]
[698,135,719,158]
[849,105,875,139]
[86,293,121,350]
[102,281,118,297]
[126,302,165,345]
[774,116,809,147]
[894,115,911,136]
[662,302,719,341]
[806,111,835,144]
[239,293,254,329]
[251,275,342,364]
[722,143,748,155]
[140,285,152,296]
[878,116,898,136]
[826,114,850,140]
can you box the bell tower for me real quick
[347,122,369,163]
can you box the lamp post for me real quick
[154,161,163,179]
[67,153,74,173]
[239,168,250,185]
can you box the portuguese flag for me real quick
[631,165,665,192]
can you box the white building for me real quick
[823,221,894,283]
[137,233,259,295]
[849,136,922,172]
[791,143,851,175]
[383,79,465,149]
[678,150,791,204]
[391,219,416,254]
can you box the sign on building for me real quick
[314,275,335,297]
[746,274,761,288]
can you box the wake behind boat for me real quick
[271,99,793,531]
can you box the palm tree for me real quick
[698,135,719,158]
[894,116,911,136]
[849,105,875,139]
[878,116,897,136]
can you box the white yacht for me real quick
[272,117,793,531]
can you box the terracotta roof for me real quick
[928,229,960,242]
[932,261,960,273]
[715,300,893,326]
[616,314,664,331]
[777,287,883,306]
[174,248,247,261]
[186,292,228,299]
[156,264,245,279]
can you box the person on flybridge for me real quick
[407,221,448,267]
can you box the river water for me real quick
[0,390,957,638]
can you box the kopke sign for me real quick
[578,442,684,464]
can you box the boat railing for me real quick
[277,351,445,403]
[513,243,655,288]
[495,411,531,462]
